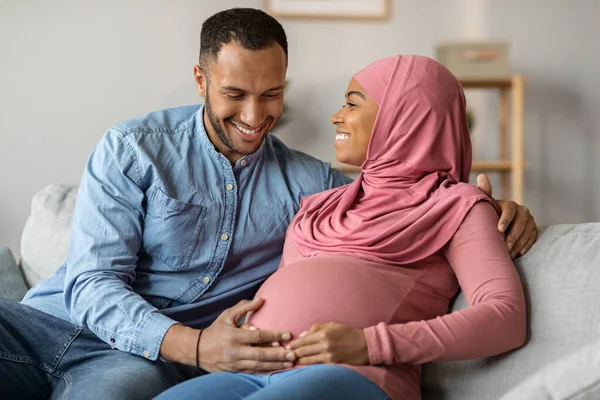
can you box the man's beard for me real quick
[204,89,251,156]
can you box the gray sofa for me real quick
[2,184,599,399]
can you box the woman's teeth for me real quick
[336,133,350,141]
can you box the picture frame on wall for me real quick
[264,0,390,20]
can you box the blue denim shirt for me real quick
[22,105,349,360]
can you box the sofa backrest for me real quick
[422,223,600,399]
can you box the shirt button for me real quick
[240,159,247,167]
[143,350,150,358]
[203,276,211,284]
[221,233,229,241]
[226,184,234,191]
[110,338,116,343]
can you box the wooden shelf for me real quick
[459,78,514,89]
[471,160,513,171]
[464,75,525,202]
[333,160,516,175]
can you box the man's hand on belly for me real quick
[198,298,297,373]
[287,322,369,366]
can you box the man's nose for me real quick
[240,99,264,128]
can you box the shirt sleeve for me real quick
[63,129,177,361]
[364,201,526,365]
[325,164,354,189]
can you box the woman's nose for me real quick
[331,108,343,125]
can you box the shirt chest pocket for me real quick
[143,187,206,271]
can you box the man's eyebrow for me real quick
[220,85,285,93]
[221,86,245,92]
[264,85,285,92]
[346,90,366,100]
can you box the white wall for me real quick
[1,0,599,257]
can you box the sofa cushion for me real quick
[0,246,28,301]
[500,337,600,400]
[20,184,77,287]
[422,223,600,400]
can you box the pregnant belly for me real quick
[246,255,411,340]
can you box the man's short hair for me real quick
[199,8,288,69]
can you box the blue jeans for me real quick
[0,298,201,400]
[154,364,391,400]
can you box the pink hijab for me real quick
[289,55,496,265]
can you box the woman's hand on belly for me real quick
[287,322,370,366]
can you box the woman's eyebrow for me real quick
[346,90,366,100]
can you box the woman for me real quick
[155,55,526,400]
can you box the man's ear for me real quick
[193,65,208,98]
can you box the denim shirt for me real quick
[22,105,349,360]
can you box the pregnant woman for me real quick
[155,55,526,400]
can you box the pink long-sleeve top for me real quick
[247,202,526,400]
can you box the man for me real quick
[0,8,537,400]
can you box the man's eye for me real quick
[264,92,281,99]
[225,93,244,99]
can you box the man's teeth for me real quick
[336,133,350,141]
[236,125,260,135]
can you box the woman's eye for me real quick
[346,102,357,108]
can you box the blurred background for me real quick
[1,0,599,257]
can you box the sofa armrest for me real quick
[0,246,28,301]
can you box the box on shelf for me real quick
[436,42,510,79]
